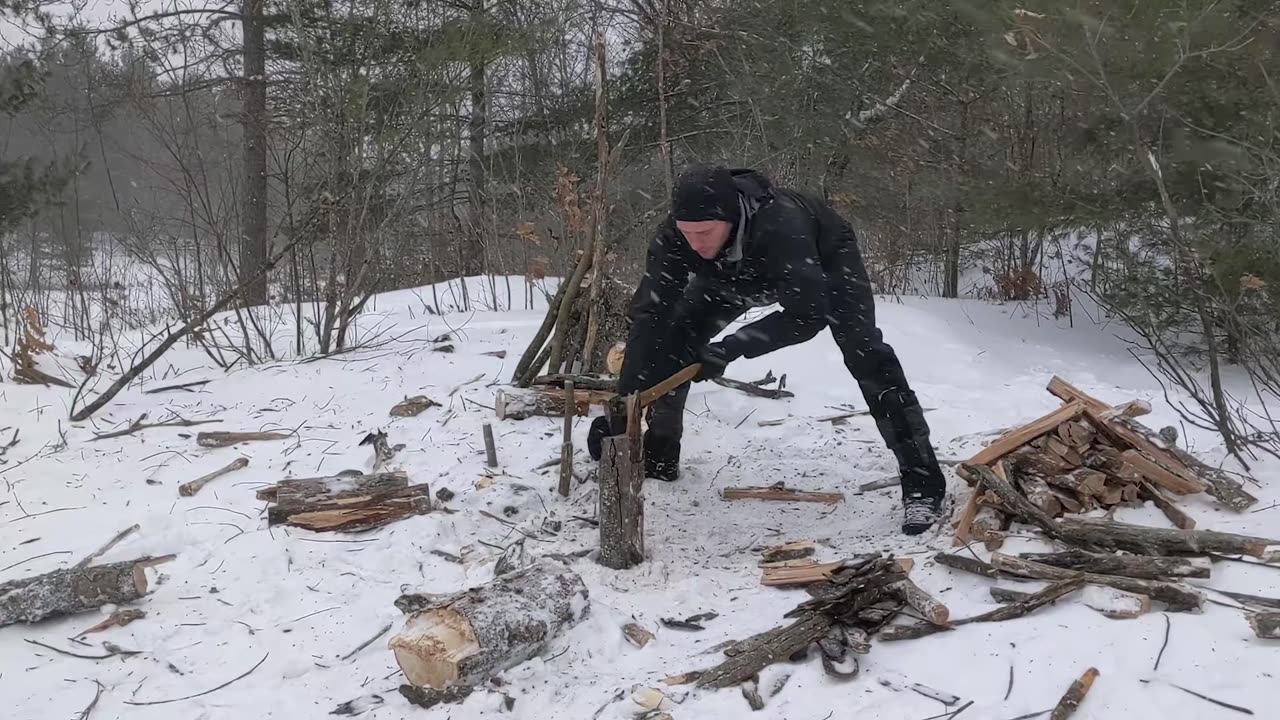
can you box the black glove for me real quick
[587,413,627,461]
[694,342,735,381]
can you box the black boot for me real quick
[642,431,681,481]
[870,388,948,535]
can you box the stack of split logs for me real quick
[256,471,432,533]
[953,375,1260,550]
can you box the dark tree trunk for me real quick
[240,0,269,306]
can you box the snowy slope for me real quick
[1,278,1276,720]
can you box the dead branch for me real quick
[74,524,140,568]
[711,376,796,400]
[178,458,250,497]
[124,653,269,705]
[143,380,212,394]
[90,414,223,441]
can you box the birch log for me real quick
[1058,518,1278,558]
[390,562,588,689]
[1,557,168,626]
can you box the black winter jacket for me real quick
[618,168,866,394]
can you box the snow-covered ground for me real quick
[1,277,1276,720]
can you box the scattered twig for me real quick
[1006,662,1015,701]
[1153,614,1171,671]
[178,458,250,497]
[125,653,269,706]
[76,680,104,720]
[75,524,140,569]
[143,380,212,394]
[25,638,136,660]
[90,414,222,441]
[341,622,393,661]
[1,550,72,572]
[1140,679,1254,715]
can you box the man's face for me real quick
[676,220,732,259]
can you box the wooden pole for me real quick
[558,381,574,497]
[482,423,498,468]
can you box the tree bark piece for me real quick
[1058,517,1277,558]
[879,577,1084,641]
[390,396,438,418]
[1246,612,1280,639]
[598,434,644,569]
[1082,585,1151,619]
[710,376,795,400]
[1138,481,1196,530]
[179,458,249,497]
[389,562,588,689]
[482,423,498,468]
[695,612,833,689]
[197,431,289,448]
[1050,667,1099,720]
[1,557,165,626]
[890,578,950,625]
[760,540,816,564]
[1017,549,1210,580]
[990,553,1202,612]
[721,483,844,505]
[968,402,1085,466]
[494,387,612,420]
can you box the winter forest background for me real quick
[1,0,1279,459]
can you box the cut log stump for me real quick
[0,556,172,626]
[598,434,644,569]
[390,561,588,689]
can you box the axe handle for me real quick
[637,364,702,409]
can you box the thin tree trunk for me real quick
[580,31,610,370]
[240,0,269,307]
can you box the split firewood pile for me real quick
[256,470,433,533]
[953,375,1260,549]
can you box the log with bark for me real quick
[390,561,588,690]
[1057,518,1278,559]
[1,556,173,626]
[962,464,1063,539]
[531,373,619,392]
[990,553,1203,612]
[598,394,644,570]
[1016,549,1211,580]
[889,578,950,626]
[259,471,432,533]
[1139,481,1196,530]
[494,387,612,420]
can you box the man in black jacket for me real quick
[587,165,947,535]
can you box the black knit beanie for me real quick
[671,165,740,223]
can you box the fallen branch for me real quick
[74,524,141,569]
[1050,667,1099,720]
[143,380,212,394]
[990,553,1202,612]
[178,458,249,497]
[75,681,103,720]
[1015,549,1211,580]
[125,653,269,706]
[1140,680,1255,716]
[25,638,138,660]
[711,376,795,400]
[341,621,393,661]
[90,414,222,441]
[880,577,1083,641]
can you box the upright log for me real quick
[390,562,588,689]
[1,557,169,626]
[558,381,574,497]
[598,396,644,569]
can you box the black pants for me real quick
[639,240,945,500]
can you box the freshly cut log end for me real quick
[1082,585,1151,619]
[1247,612,1280,639]
[390,562,588,690]
[0,558,157,627]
